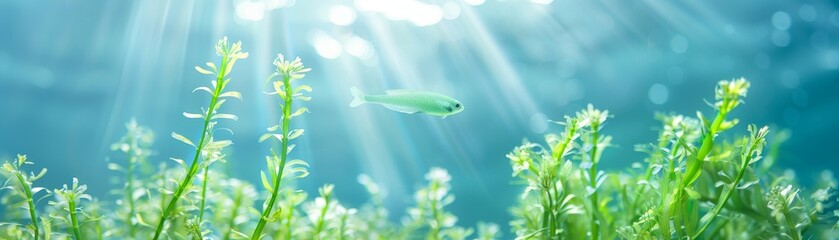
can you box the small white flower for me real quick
[273,54,312,79]
[425,167,451,183]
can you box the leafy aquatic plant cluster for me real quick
[507,79,839,239]
[1,37,837,240]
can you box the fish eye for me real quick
[455,103,461,109]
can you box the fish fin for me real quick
[382,104,420,114]
[349,87,366,107]
[385,89,417,95]
[442,115,447,119]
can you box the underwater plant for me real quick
[507,78,839,239]
[252,54,312,239]
[49,178,93,240]
[1,155,48,239]
[108,119,154,238]
[152,36,248,239]
[403,167,470,239]
[2,37,837,240]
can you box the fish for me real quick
[349,87,464,118]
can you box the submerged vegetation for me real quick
[507,79,839,239]
[1,37,837,239]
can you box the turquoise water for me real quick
[1,0,838,236]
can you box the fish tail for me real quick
[349,87,366,107]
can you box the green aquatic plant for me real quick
[508,116,584,238]
[355,174,394,238]
[252,54,312,239]
[576,104,612,239]
[1,154,48,239]
[403,167,475,240]
[49,178,92,240]
[153,36,247,239]
[108,119,154,237]
[508,77,839,239]
[209,177,257,239]
[692,124,768,238]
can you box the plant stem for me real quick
[339,212,348,240]
[153,56,229,240]
[198,166,210,223]
[91,206,103,240]
[630,131,670,221]
[126,137,137,237]
[546,119,575,239]
[314,194,331,240]
[664,103,730,238]
[16,173,39,240]
[588,122,600,240]
[429,181,441,240]
[68,198,83,240]
[224,186,244,240]
[252,74,293,239]
[541,190,553,239]
[781,203,801,240]
[692,136,762,238]
[285,207,294,240]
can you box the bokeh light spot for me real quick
[648,83,669,105]
[798,5,817,22]
[772,11,792,30]
[329,5,357,26]
[670,35,689,54]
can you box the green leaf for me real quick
[288,129,304,140]
[260,171,273,193]
[195,66,214,75]
[183,112,204,119]
[286,159,309,168]
[684,188,701,200]
[192,86,213,95]
[212,113,239,121]
[258,133,273,143]
[219,91,242,100]
[258,134,283,143]
[107,163,123,171]
[205,140,232,149]
[294,85,312,94]
[31,168,47,180]
[169,158,188,170]
[205,62,217,71]
[136,212,152,227]
[719,119,739,132]
[171,132,195,147]
[293,94,311,101]
[290,107,309,118]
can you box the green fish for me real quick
[349,87,464,118]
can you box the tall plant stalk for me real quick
[663,79,750,238]
[577,104,610,240]
[692,125,768,238]
[152,37,247,239]
[198,167,210,223]
[251,54,312,239]
[2,155,46,240]
[53,178,91,240]
[110,119,153,238]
